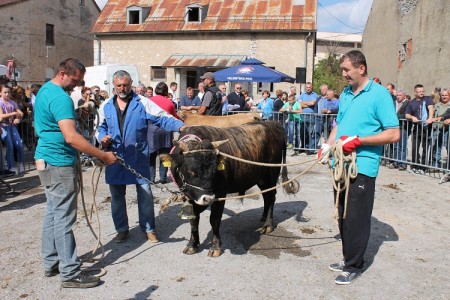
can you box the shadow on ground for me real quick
[365,216,399,269]
[165,200,311,259]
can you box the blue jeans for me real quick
[40,164,81,280]
[3,125,23,170]
[302,114,320,151]
[109,183,156,233]
[432,127,449,167]
[288,120,301,148]
[393,127,408,168]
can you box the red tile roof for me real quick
[162,54,247,68]
[92,0,316,34]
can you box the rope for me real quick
[182,148,308,168]
[218,157,317,201]
[217,150,309,167]
[77,154,107,277]
[329,139,358,220]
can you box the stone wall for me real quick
[0,0,99,84]
[363,0,449,94]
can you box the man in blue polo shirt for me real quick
[299,82,318,154]
[317,50,399,285]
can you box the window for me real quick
[187,7,200,22]
[185,4,205,23]
[79,0,85,7]
[45,24,54,46]
[128,10,140,24]
[126,6,150,25]
[151,67,166,81]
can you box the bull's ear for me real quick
[159,154,172,168]
[211,139,229,149]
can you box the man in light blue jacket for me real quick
[97,70,185,243]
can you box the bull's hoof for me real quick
[260,226,274,234]
[207,249,222,257]
[182,246,198,255]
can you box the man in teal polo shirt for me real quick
[34,58,117,288]
[317,50,399,285]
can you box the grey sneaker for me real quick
[334,270,362,285]
[329,261,345,272]
[61,271,100,288]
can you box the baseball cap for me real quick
[200,72,215,80]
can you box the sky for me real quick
[95,0,373,34]
[317,0,373,33]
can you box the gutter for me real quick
[304,31,312,76]
[94,35,101,65]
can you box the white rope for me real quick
[329,140,358,220]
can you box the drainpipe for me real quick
[303,31,312,91]
[94,35,101,65]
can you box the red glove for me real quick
[340,135,362,154]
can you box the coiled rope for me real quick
[329,140,358,220]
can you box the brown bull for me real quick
[162,121,298,257]
[180,112,261,128]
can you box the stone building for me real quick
[91,0,317,96]
[363,0,449,94]
[0,0,101,84]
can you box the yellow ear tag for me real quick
[162,161,171,168]
[217,161,225,170]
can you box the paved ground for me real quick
[0,156,449,299]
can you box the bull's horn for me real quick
[211,139,229,148]
[173,140,189,152]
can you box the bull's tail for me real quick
[281,143,300,194]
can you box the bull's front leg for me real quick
[183,203,206,255]
[207,200,225,257]
[260,191,276,234]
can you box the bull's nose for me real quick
[195,194,216,206]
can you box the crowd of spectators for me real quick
[1,76,448,181]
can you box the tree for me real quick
[313,54,347,96]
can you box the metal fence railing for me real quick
[232,111,449,180]
[1,112,448,184]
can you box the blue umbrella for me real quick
[214,59,295,83]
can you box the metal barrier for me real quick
[382,119,449,175]
[243,111,450,178]
[5,111,446,181]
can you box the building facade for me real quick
[315,32,362,64]
[91,0,317,96]
[0,0,100,84]
[363,0,449,94]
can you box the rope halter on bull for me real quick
[168,134,309,203]
[174,134,357,222]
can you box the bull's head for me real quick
[161,139,229,206]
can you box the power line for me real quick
[317,2,365,32]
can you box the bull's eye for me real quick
[188,170,196,177]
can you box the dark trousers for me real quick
[335,174,376,273]
[149,148,170,182]
[411,124,431,169]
